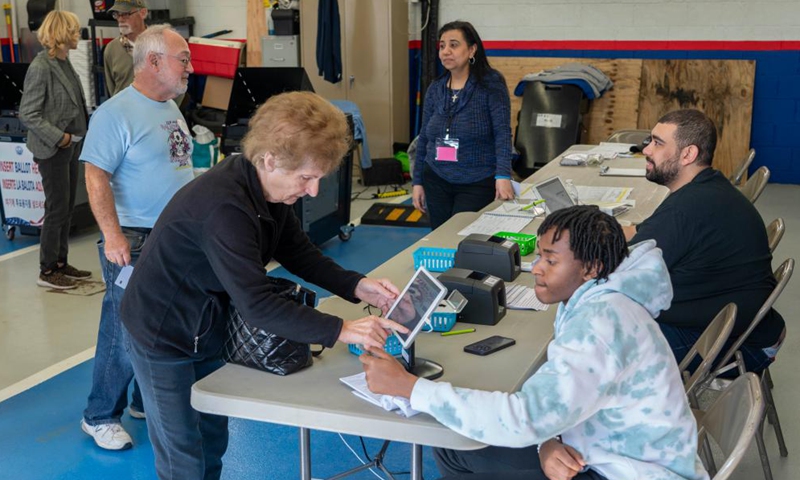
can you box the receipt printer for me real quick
[437,268,506,325]
[454,234,521,281]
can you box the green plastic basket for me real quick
[493,232,537,256]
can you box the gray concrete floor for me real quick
[0,181,796,480]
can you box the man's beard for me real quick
[119,25,131,36]
[645,154,681,186]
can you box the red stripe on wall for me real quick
[408,39,800,51]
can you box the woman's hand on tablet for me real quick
[338,316,409,350]
[360,347,418,398]
[355,278,400,315]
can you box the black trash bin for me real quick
[513,81,586,179]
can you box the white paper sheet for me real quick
[457,214,533,237]
[505,283,549,311]
[340,372,419,417]
[575,186,633,203]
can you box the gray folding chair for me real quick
[681,303,737,402]
[697,373,765,480]
[729,148,756,185]
[766,218,785,255]
[738,166,770,204]
[605,129,651,146]
[707,258,794,480]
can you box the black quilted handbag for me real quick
[223,277,322,376]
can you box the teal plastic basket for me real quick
[423,310,457,332]
[413,247,456,272]
[349,335,403,356]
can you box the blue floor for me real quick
[0,228,40,256]
[0,224,444,480]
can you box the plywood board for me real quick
[491,58,643,145]
[638,59,755,178]
[246,0,267,67]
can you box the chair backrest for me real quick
[699,373,765,480]
[605,129,651,146]
[717,258,794,369]
[738,166,770,204]
[766,218,785,254]
[729,148,756,185]
[680,303,737,397]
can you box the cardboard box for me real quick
[202,75,233,111]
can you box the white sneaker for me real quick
[81,419,133,450]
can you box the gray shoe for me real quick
[81,419,133,450]
[37,271,77,290]
[129,406,146,420]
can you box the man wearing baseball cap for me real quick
[104,0,148,97]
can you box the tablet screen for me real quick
[387,267,448,348]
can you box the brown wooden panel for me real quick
[246,0,267,67]
[638,59,755,178]
[491,57,643,145]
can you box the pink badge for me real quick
[436,146,458,162]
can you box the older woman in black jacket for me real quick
[19,10,91,289]
[120,91,407,480]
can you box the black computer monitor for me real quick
[221,67,315,155]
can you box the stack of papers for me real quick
[340,372,420,417]
[505,283,549,311]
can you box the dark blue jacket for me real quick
[414,71,512,185]
[316,0,342,83]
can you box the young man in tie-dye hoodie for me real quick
[362,205,708,480]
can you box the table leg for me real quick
[300,427,311,480]
[411,443,423,480]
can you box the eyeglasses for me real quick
[157,53,192,68]
[111,9,141,20]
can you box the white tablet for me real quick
[533,176,576,215]
[387,267,448,349]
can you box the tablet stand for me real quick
[401,343,443,380]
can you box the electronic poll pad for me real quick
[437,268,507,326]
[454,234,521,282]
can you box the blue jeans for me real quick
[83,229,146,425]
[127,330,228,480]
[659,323,777,376]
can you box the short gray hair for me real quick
[132,24,176,73]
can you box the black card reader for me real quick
[437,268,506,326]
[454,234,521,281]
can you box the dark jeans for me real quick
[435,446,607,480]
[423,164,495,230]
[659,323,776,376]
[35,144,79,273]
[84,229,147,425]
[127,331,228,480]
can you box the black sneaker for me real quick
[37,271,78,290]
[59,264,92,280]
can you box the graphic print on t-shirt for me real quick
[161,119,192,167]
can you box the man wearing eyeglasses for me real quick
[80,24,195,452]
[104,0,148,97]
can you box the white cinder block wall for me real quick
[10,0,799,42]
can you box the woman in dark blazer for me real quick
[19,10,91,289]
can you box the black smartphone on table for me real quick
[463,335,516,356]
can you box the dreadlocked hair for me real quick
[537,205,628,281]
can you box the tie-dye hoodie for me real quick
[410,240,708,480]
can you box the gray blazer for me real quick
[18,50,87,159]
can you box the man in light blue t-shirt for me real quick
[79,24,194,451]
